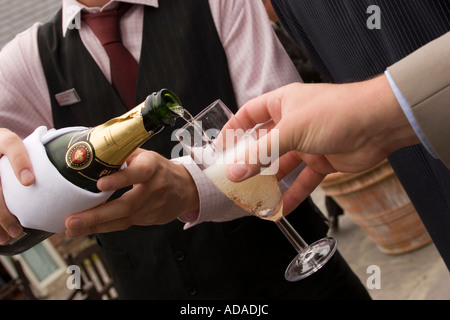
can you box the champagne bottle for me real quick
[0,89,183,255]
[46,89,184,193]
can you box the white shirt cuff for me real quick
[384,70,438,158]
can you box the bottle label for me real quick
[66,142,93,170]
[65,131,122,181]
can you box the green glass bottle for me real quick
[45,89,184,193]
[0,89,183,255]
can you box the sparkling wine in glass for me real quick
[176,100,337,281]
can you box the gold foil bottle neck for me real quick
[89,101,153,166]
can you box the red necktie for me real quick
[82,4,138,109]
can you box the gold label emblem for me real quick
[66,142,93,170]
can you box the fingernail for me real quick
[8,225,22,238]
[227,162,249,181]
[98,177,114,191]
[20,169,34,185]
[67,218,83,237]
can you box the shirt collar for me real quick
[61,0,158,37]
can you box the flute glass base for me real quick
[284,237,338,281]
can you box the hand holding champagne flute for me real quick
[176,100,337,281]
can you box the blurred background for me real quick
[0,0,61,49]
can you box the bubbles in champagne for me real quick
[204,161,282,220]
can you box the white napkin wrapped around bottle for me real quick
[0,126,117,233]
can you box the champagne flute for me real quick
[175,100,337,281]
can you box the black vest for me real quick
[35,1,365,299]
[272,0,450,269]
[38,1,238,157]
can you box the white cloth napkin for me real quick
[0,126,116,233]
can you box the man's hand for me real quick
[0,129,33,243]
[65,149,199,237]
[226,75,419,214]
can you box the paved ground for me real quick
[0,0,61,49]
[311,188,450,300]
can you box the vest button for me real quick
[174,250,185,261]
[186,285,197,296]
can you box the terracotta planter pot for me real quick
[320,160,431,254]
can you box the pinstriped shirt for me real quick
[0,0,302,227]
